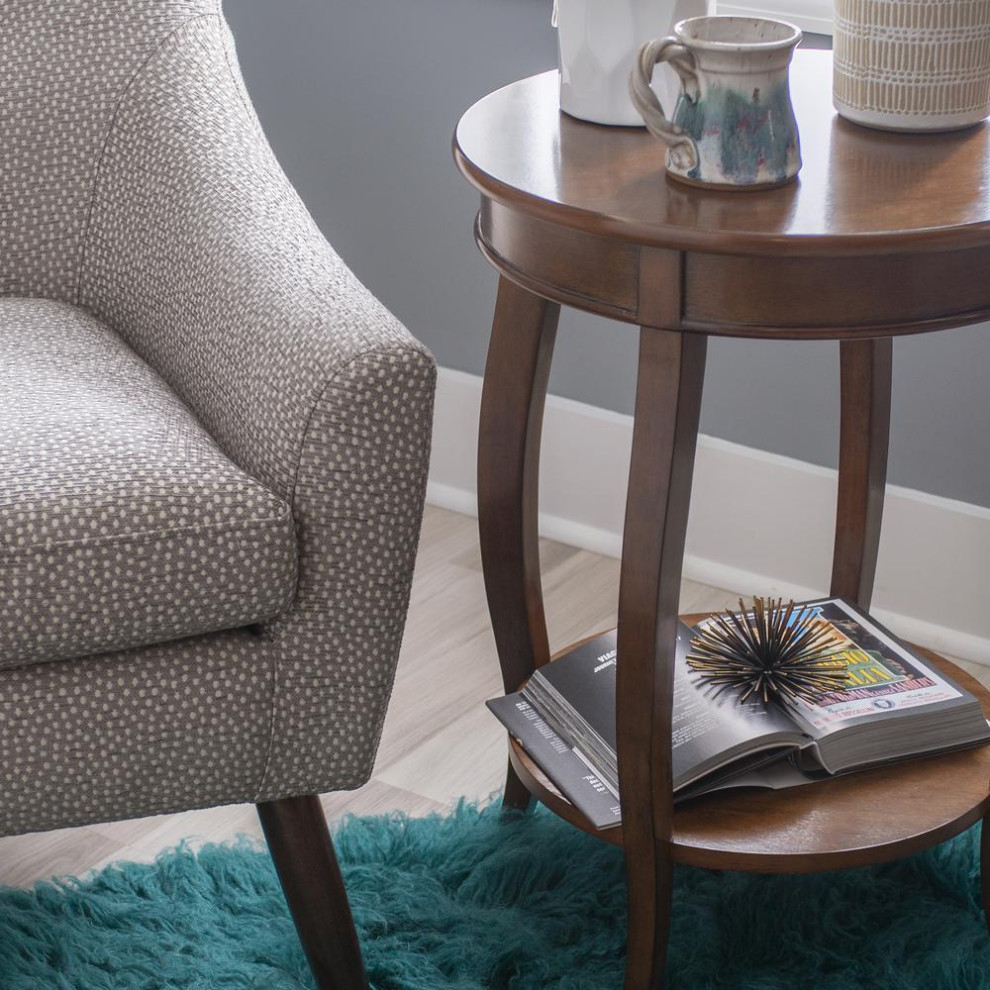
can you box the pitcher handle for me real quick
[629,38,699,172]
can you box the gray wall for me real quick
[224,2,990,509]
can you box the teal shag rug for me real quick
[1,803,989,989]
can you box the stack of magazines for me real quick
[487,597,990,830]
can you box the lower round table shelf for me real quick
[508,616,990,874]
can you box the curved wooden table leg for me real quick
[478,275,560,811]
[830,338,892,609]
[617,328,707,989]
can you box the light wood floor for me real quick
[1,505,986,888]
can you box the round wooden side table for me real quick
[454,50,990,989]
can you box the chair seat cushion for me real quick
[0,299,298,669]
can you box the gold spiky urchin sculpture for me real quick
[687,597,848,707]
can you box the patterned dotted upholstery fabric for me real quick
[0,2,435,835]
[0,298,298,670]
[0,628,274,835]
[0,0,219,302]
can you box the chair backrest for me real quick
[0,0,220,302]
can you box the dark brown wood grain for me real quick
[831,339,892,608]
[482,201,640,319]
[257,796,368,990]
[455,53,990,257]
[616,329,706,988]
[478,276,559,809]
[478,276,559,693]
[455,54,990,341]
[681,249,990,338]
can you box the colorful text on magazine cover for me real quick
[792,601,960,729]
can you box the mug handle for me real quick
[628,38,699,172]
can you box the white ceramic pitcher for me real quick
[554,0,713,126]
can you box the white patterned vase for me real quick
[554,0,713,125]
[833,0,990,132]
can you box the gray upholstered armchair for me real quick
[0,3,435,987]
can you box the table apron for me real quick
[478,200,990,339]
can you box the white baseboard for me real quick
[428,367,990,665]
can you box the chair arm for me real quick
[79,12,437,794]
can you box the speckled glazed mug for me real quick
[629,16,803,189]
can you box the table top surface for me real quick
[454,50,990,256]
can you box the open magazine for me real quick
[487,598,990,829]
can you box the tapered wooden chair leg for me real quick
[257,795,368,990]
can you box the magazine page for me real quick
[671,625,807,787]
[786,598,964,738]
[486,694,622,829]
[518,624,807,792]
[524,625,804,783]
[525,632,620,757]
[681,755,825,801]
